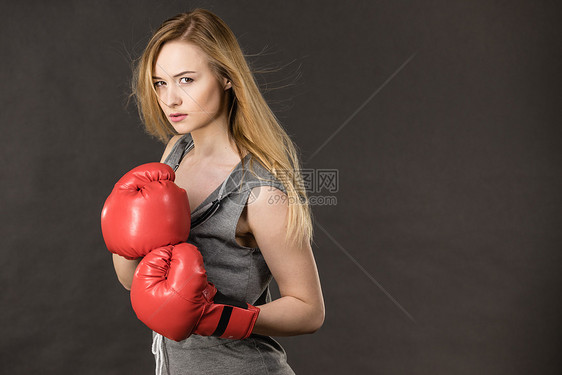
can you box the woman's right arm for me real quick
[111,134,183,290]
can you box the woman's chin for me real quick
[170,123,193,135]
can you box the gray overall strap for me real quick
[162,134,194,171]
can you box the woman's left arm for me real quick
[247,186,325,336]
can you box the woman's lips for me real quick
[169,113,187,122]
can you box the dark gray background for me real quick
[1,0,560,374]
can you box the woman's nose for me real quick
[161,84,183,108]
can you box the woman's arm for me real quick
[110,134,183,290]
[112,254,141,290]
[247,186,325,336]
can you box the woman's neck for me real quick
[189,120,240,165]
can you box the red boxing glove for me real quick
[131,243,259,342]
[100,163,190,260]
[192,290,260,340]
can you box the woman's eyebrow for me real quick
[153,70,197,80]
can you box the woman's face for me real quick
[152,40,231,134]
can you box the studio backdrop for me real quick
[1,1,560,374]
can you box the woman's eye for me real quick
[180,77,194,84]
[153,81,165,88]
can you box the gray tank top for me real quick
[153,133,295,375]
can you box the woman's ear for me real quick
[223,78,232,90]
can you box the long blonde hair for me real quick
[130,8,313,248]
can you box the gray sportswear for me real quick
[152,133,295,375]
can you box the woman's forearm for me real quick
[252,295,325,336]
[112,254,141,290]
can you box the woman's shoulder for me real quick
[242,155,288,195]
[160,134,191,163]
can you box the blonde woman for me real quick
[112,8,324,374]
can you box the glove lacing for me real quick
[152,333,168,375]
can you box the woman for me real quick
[112,8,324,374]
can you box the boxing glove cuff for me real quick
[194,290,260,340]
